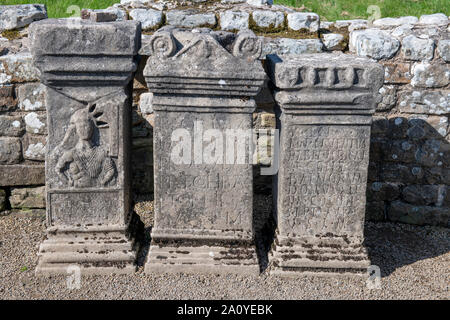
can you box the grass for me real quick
[274,0,450,21]
[0,0,118,18]
[0,0,448,21]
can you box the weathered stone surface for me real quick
[287,12,319,33]
[267,53,384,276]
[373,16,418,28]
[166,10,216,28]
[427,115,449,137]
[350,29,400,60]
[0,164,45,187]
[81,8,127,22]
[0,137,21,164]
[144,29,266,275]
[322,33,345,51]
[24,112,46,134]
[377,85,396,111]
[263,38,323,56]
[30,19,143,276]
[10,186,45,209]
[30,19,140,87]
[402,184,439,205]
[247,0,273,6]
[0,53,39,84]
[0,85,17,112]
[260,112,275,128]
[398,90,449,115]
[418,13,448,25]
[23,134,46,161]
[0,164,45,186]
[220,11,249,31]
[0,189,5,211]
[256,133,273,165]
[0,4,47,31]
[382,61,411,84]
[129,8,163,30]
[0,115,23,136]
[390,24,414,38]
[388,200,449,227]
[251,10,284,29]
[437,39,450,62]
[18,82,46,111]
[411,62,450,88]
[138,92,153,114]
[334,19,368,29]
[401,35,434,61]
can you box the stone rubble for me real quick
[0,4,47,31]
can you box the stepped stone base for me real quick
[269,235,370,277]
[145,238,260,275]
[36,213,143,276]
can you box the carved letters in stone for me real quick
[267,53,384,276]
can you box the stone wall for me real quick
[0,2,448,227]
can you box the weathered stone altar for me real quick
[30,19,142,275]
[267,53,384,276]
[143,28,267,274]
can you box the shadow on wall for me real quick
[131,56,154,196]
[367,117,449,227]
[364,116,450,277]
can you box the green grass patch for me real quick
[273,0,449,21]
[0,0,448,21]
[0,0,119,18]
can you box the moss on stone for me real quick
[1,29,22,41]
[319,25,349,51]
[257,28,319,39]
[248,12,286,34]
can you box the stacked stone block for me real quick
[0,4,47,214]
[346,15,450,227]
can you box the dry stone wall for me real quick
[0,2,449,227]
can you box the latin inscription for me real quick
[155,112,253,232]
[281,125,370,235]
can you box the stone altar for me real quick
[30,19,142,275]
[267,53,384,276]
[143,28,267,274]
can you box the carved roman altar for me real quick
[143,29,266,274]
[30,19,142,275]
[267,54,384,276]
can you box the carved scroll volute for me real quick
[232,31,262,61]
[149,31,176,58]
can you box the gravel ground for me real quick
[0,194,449,300]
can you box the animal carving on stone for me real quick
[55,104,116,188]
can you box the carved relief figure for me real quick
[55,105,116,188]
